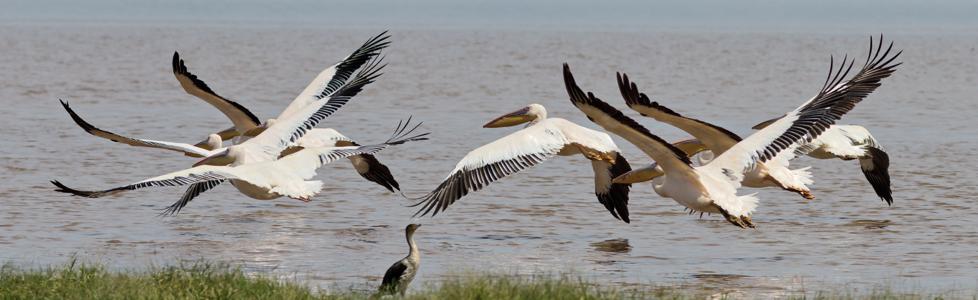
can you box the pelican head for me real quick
[193,145,239,167]
[205,134,223,150]
[483,103,547,128]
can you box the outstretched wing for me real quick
[238,57,386,161]
[591,153,632,222]
[160,180,226,216]
[172,52,262,134]
[298,128,401,192]
[617,73,743,154]
[563,64,696,177]
[275,32,391,120]
[60,100,215,158]
[705,35,901,188]
[411,124,568,218]
[52,165,237,198]
[270,118,429,181]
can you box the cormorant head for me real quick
[405,223,421,235]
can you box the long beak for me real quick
[671,138,709,157]
[483,107,534,128]
[193,149,233,167]
[751,114,785,130]
[612,163,664,184]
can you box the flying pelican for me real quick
[57,32,403,192]
[174,31,391,146]
[52,52,394,213]
[411,103,634,223]
[379,223,421,296]
[563,36,901,228]
[752,120,892,204]
[609,73,815,200]
[52,119,429,215]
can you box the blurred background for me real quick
[4,0,978,32]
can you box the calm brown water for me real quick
[1,24,977,297]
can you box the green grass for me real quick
[0,261,966,300]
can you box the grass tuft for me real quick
[0,261,968,299]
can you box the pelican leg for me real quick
[289,196,312,203]
[740,216,756,228]
[712,203,747,229]
[798,190,815,200]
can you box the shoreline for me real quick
[1,261,971,299]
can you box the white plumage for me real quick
[564,37,900,228]
[412,103,635,223]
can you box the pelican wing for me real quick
[281,129,402,192]
[617,73,742,154]
[563,64,696,177]
[60,100,215,157]
[412,124,567,217]
[269,119,428,181]
[612,139,709,184]
[590,153,633,222]
[861,145,892,205]
[705,36,901,188]
[52,165,238,198]
[275,32,390,120]
[172,52,262,135]
[160,180,226,216]
[239,57,385,161]
[816,125,892,204]
[833,125,891,204]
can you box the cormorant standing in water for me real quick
[379,223,421,295]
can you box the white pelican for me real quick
[411,103,635,223]
[174,31,392,146]
[752,120,892,204]
[608,72,816,199]
[52,119,429,215]
[563,36,901,228]
[57,32,403,193]
[52,52,394,213]
[379,223,421,296]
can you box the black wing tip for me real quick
[563,66,692,165]
[616,72,682,117]
[607,154,633,223]
[51,180,98,198]
[385,117,431,145]
[863,147,892,205]
[172,51,187,75]
[58,99,99,133]
[359,154,400,193]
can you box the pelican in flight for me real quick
[379,223,421,296]
[52,119,429,215]
[411,103,634,223]
[563,36,901,228]
[607,72,815,200]
[53,47,396,213]
[752,120,892,204]
[58,32,402,193]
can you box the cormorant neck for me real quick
[406,230,419,259]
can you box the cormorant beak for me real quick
[483,106,534,128]
[194,149,233,167]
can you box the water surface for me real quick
[1,24,977,297]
